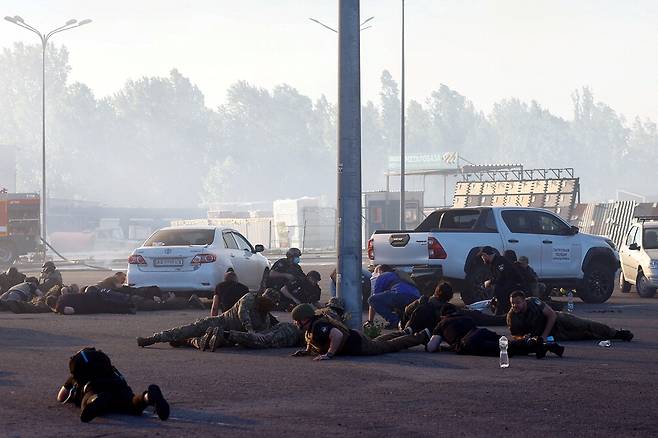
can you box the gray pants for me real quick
[554,313,617,341]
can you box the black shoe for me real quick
[80,393,111,423]
[547,343,565,357]
[416,328,432,345]
[147,384,170,421]
[137,336,158,347]
[535,344,547,359]
[615,330,634,342]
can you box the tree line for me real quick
[1,42,655,208]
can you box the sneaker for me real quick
[615,330,634,342]
[146,384,170,421]
[188,294,205,310]
[403,326,413,335]
[80,393,111,423]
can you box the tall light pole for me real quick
[400,0,406,228]
[4,15,92,251]
[310,10,372,330]
[335,0,363,330]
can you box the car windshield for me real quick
[143,229,215,247]
[643,228,658,249]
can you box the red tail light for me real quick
[428,237,447,259]
[367,238,375,260]
[191,253,216,264]
[128,255,146,265]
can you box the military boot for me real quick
[137,335,160,347]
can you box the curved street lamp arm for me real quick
[6,18,44,41]
[45,23,79,40]
[360,16,375,26]
[308,17,338,33]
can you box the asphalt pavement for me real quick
[1,266,657,437]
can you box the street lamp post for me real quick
[400,0,406,229]
[4,15,91,252]
[309,11,373,330]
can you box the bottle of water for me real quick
[499,336,509,368]
[567,291,574,313]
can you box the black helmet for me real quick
[286,248,302,258]
[42,261,56,272]
[291,303,315,322]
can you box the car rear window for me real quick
[439,210,481,229]
[143,229,215,247]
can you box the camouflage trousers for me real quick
[228,323,304,349]
[154,316,226,343]
[353,330,426,356]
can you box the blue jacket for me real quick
[371,272,420,299]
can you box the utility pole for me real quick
[336,0,363,330]
[399,0,406,229]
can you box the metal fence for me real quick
[569,201,658,248]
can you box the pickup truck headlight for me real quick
[649,260,658,270]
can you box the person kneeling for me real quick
[57,347,169,423]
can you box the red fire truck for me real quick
[0,192,41,264]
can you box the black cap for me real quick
[286,248,302,258]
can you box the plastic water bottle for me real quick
[567,291,574,313]
[499,336,509,368]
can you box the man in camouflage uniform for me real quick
[136,289,280,348]
[211,297,345,351]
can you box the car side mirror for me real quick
[253,244,265,253]
[569,226,579,235]
[629,243,640,251]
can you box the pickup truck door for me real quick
[533,211,582,278]
[498,209,544,276]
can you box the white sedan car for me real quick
[127,226,269,296]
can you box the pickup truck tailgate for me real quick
[371,232,429,266]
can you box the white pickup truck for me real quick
[367,207,620,304]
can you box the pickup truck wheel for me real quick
[636,272,657,298]
[619,271,632,293]
[462,263,493,305]
[0,242,17,265]
[578,262,615,303]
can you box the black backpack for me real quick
[68,347,115,386]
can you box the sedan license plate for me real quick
[154,257,184,267]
